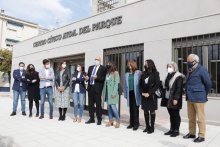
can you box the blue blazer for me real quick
[72,72,87,93]
[186,65,212,102]
[123,70,142,107]
[12,69,27,91]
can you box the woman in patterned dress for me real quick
[55,61,71,121]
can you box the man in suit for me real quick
[38,59,55,119]
[10,62,27,116]
[183,54,211,143]
[84,56,107,125]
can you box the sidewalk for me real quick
[0,96,220,147]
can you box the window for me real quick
[6,44,13,47]
[173,33,220,97]
[97,0,119,13]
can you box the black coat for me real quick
[162,73,183,109]
[25,72,40,101]
[55,69,71,89]
[87,65,107,94]
[139,71,160,110]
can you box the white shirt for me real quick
[20,70,23,86]
[90,65,100,85]
[74,73,80,93]
[45,69,51,87]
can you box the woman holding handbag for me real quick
[161,62,184,137]
[139,59,160,134]
[102,61,120,128]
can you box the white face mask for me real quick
[167,67,174,74]
[19,67,24,71]
[45,64,50,69]
[62,64,66,69]
[77,67,81,71]
[95,60,100,66]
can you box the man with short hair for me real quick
[183,54,211,143]
[39,59,55,119]
[10,62,27,116]
[84,56,107,125]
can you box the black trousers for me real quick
[88,86,102,121]
[167,108,181,131]
[29,100,39,114]
[129,90,139,127]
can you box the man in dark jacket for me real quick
[183,54,211,143]
[10,62,27,116]
[84,56,107,125]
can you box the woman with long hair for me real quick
[55,61,71,121]
[72,64,87,123]
[25,64,40,117]
[139,59,160,134]
[124,61,142,131]
[102,61,120,128]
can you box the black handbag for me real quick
[114,72,123,95]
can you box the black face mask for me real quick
[30,68,35,72]
[144,65,148,71]
[126,66,130,72]
[106,65,111,69]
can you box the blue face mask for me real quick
[187,61,195,69]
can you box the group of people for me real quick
[10,54,211,143]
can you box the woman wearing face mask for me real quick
[72,64,87,123]
[124,61,142,131]
[162,62,185,137]
[139,59,160,134]
[25,64,40,117]
[102,61,120,128]
[55,61,71,121]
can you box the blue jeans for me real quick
[108,104,120,121]
[73,92,85,117]
[40,87,53,116]
[13,87,26,112]
[106,88,120,120]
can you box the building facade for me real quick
[12,0,220,123]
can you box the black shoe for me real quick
[127,125,133,129]
[133,125,139,131]
[10,112,16,116]
[147,127,154,134]
[35,113,39,117]
[22,112,26,116]
[183,133,196,139]
[143,126,150,133]
[29,113,32,118]
[62,115,66,121]
[97,120,102,125]
[164,130,173,135]
[58,116,62,121]
[170,131,179,137]
[194,137,205,143]
[85,118,95,124]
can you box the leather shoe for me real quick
[85,118,95,124]
[39,115,44,119]
[10,112,16,116]
[50,115,53,119]
[97,120,102,125]
[164,130,173,135]
[194,137,205,143]
[183,133,196,139]
[22,112,26,116]
[127,125,133,129]
[133,125,139,131]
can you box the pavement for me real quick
[0,95,220,147]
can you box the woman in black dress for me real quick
[25,64,40,117]
[140,59,160,134]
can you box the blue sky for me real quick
[0,0,92,29]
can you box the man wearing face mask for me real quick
[38,59,55,119]
[161,62,185,137]
[84,56,107,125]
[183,54,211,143]
[10,62,27,116]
